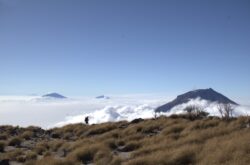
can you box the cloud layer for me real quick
[0,95,167,128]
[0,96,250,129]
[54,104,156,127]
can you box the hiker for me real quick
[84,116,89,125]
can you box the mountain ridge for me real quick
[155,88,238,112]
[96,95,110,99]
[42,93,67,99]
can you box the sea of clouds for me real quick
[0,95,250,129]
[0,95,169,128]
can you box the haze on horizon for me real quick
[0,0,250,102]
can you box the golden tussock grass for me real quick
[1,116,250,164]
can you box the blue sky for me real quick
[0,0,250,99]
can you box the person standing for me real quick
[85,116,89,125]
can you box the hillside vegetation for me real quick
[1,115,250,165]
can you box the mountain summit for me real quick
[155,88,238,112]
[96,95,110,99]
[42,93,67,99]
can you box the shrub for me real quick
[21,130,34,140]
[5,149,24,161]
[48,140,64,152]
[169,114,180,119]
[16,155,26,162]
[35,145,46,155]
[184,105,209,119]
[0,133,8,140]
[43,151,52,157]
[184,105,198,114]
[218,103,235,120]
[196,110,209,118]
[26,151,37,160]
[8,137,22,147]
[35,142,49,155]
[68,143,107,164]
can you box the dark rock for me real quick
[57,149,67,157]
[20,140,35,149]
[118,124,128,129]
[51,133,60,139]
[0,159,9,165]
[131,118,144,124]
[156,88,238,112]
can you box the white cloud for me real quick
[54,104,156,127]
[1,95,250,129]
[54,98,250,128]
[0,95,168,129]
[159,98,250,117]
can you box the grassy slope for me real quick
[0,115,250,165]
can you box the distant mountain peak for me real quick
[42,93,67,99]
[156,88,238,112]
[96,95,110,99]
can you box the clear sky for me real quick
[0,0,249,99]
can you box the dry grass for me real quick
[0,141,5,152]
[8,137,22,147]
[1,149,24,161]
[1,116,250,165]
[25,157,76,165]
[25,151,37,160]
[0,133,8,140]
[21,130,34,140]
[34,141,49,155]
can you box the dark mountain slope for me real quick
[156,88,238,112]
[42,93,67,99]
